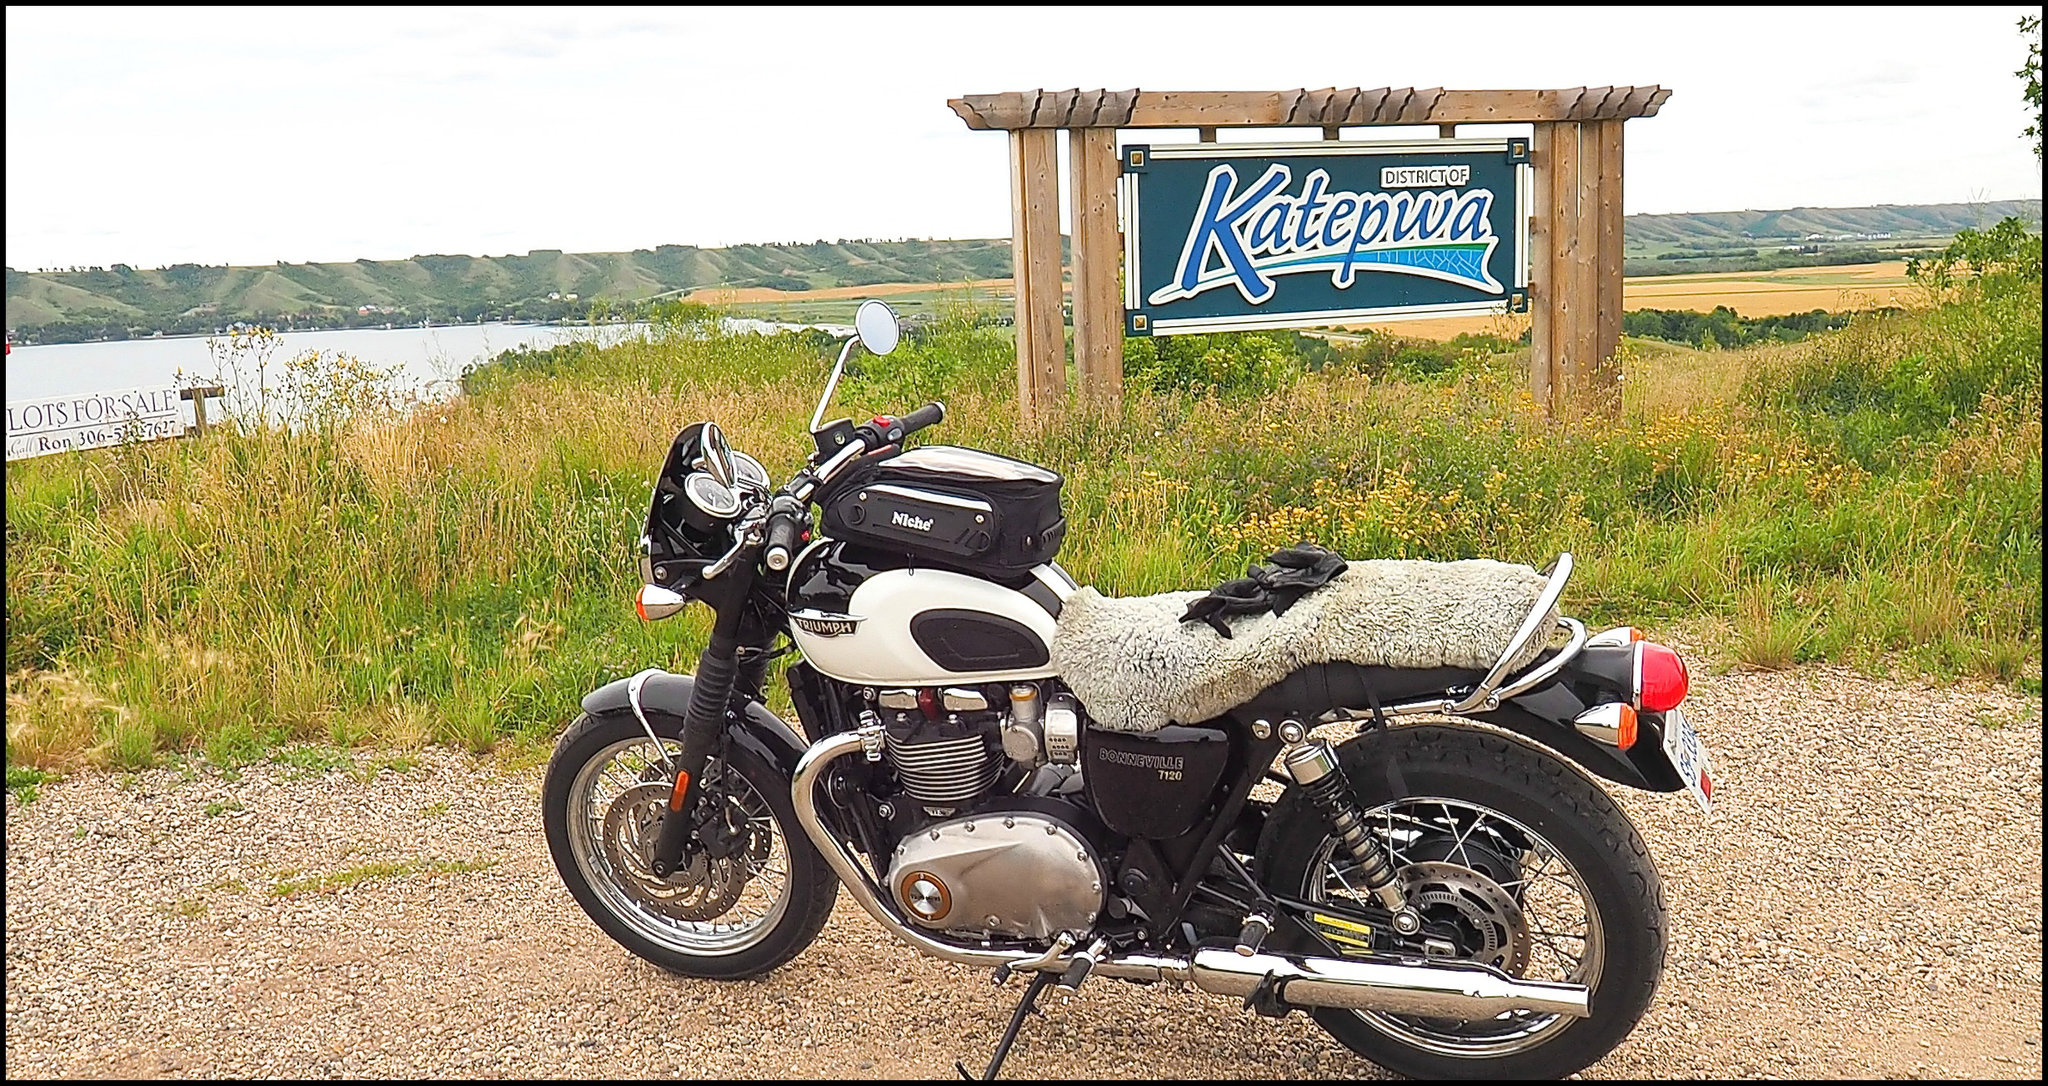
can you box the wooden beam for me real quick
[1438,123,1457,139]
[1570,122,1600,416]
[953,87,1674,130]
[1322,126,1342,141]
[1008,128,1065,425]
[1068,127,1123,414]
[1197,126,1217,142]
[1528,123,1556,416]
[1591,119,1625,418]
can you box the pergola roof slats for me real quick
[948,87,1672,130]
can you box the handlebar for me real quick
[898,400,946,438]
[761,494,807,572]
[853,401,946,450]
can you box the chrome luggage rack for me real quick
[1322,552,1587,723]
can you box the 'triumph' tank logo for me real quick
[1148,163,1502,306]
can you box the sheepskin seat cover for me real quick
[1049,559,1554,733]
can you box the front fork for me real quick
[648,570,762,878]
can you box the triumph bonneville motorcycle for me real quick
[542,300,1716,1080]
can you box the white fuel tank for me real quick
[785,540,1076,686]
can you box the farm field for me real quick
[700,262,1920,341]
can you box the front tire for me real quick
[1261,724,1666,1080]
[542,711,838,978]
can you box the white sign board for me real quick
[5,385,186,461]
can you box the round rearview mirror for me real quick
[698,421,735,488]
[854,299,900,356]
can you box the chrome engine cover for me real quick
[885,812,1106,940]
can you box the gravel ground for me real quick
[5,663,2041,1080]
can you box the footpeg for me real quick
[1234,912,1273,956]
[1058,937,1109,991]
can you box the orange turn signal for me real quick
[667,769,693,811]
[1614,703,1638,751]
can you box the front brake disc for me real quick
[600,782,749,922]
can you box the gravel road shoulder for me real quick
[5,664,2041,1079]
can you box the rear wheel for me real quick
[542,712,837,978]
[1261,724,1666,1080]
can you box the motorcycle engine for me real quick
[868,684,1108,940]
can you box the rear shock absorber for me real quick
[1282,739,1421,935]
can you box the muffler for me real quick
[1184,947,1589,1020]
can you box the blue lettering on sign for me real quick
[1149,164,1501,307]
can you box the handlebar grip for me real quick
[762,505,804,572]
[898,401,945,438]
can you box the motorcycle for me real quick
[541,300,1716,1080]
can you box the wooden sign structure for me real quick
[949,87,1672,422]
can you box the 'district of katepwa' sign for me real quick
[5,385,186,461]
[1120,138,1531,335]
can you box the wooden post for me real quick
[1569,122,1599,414]
[1068,127,1123,413]
[1528,123,1557,416]
[181,384,223,436]
[1197,126,1218,142]
[1548,122,1586,416]
[1008,128,1065,424]
[1591,119,1625,418]
[1322,126,1342,141]
[1438,123,1457,138]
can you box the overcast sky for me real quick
[5,5,2041,270]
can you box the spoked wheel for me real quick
[1262,725,1666,1080]
[542,712,837,978]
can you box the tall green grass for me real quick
[4,282,2039,771]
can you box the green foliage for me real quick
[2022,14,2042,160]
[1905,216,2044,294]
[7,764,50,805]
[1121,329,1517,397]
[1622,307,1872,349]
[1121,330,1300,397]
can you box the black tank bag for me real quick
[817,445,1066,575]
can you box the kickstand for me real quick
[955,970,1054,1081]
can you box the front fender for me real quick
[580,671,809,776]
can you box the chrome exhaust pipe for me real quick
[792,732,1587,1019]
[1186,947,1589,1019]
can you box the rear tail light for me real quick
[1635,642,1689,712]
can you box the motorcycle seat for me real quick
[1235,660,1491,724]
[1048,558,1554,733]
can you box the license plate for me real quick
[1659,706,1715,816]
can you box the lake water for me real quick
[3,318,850,415]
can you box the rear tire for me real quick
[542,711,838,979]
[1261,724,1666,1080]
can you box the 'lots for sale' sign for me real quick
[5,385,185,461]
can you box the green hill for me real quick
[7,200,2039,344]
[4,239,1021,343]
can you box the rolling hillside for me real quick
[6,201,2038,343]
[1622,199,2040,248]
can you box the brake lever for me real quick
[699,503,770,580]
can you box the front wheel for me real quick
[542,711,838,978]
[1261,724,1667,1080]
